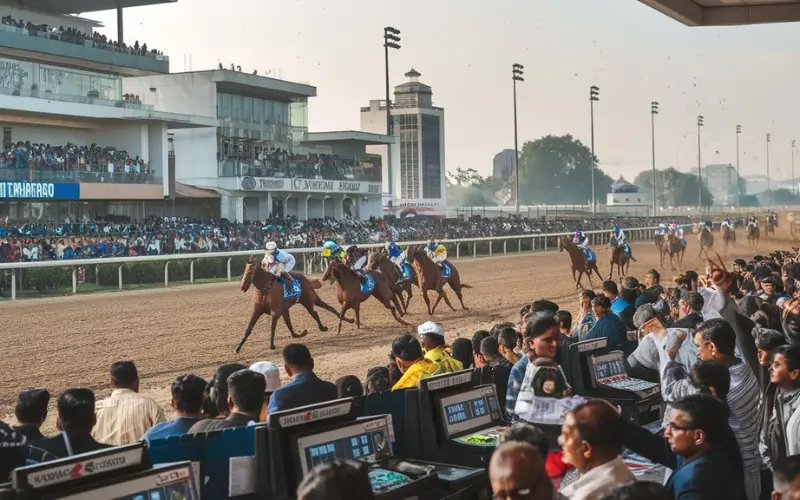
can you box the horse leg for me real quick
[268,313,281,350]
[403,283,413,311]
[422,289,433,315]
[572,268,580,290]
[281,308,308,341]
[337,304,350,335]
[449,280,469,311]
[354,301,363,329]
[431,286,455,314]
[234,308,263,354]
[382,293,410,326]
[302,299,328,332]
[314,294,354,324]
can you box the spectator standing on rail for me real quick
[142,375,207,443]
[93,360,166,445]
[268,344,338,413]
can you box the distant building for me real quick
[493,150,516,181]
[606,177,652,216]
[701,164,739,206]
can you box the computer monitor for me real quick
[50,462,199,500]
[436,385,503,439]
[590,351,630,385]
[292,415,393,478]
[567,337,610,396]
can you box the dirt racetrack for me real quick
[0,232,795,433]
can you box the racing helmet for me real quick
[265,241,278,255]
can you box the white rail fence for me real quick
[0,225,686,301]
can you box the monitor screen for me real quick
[54,464,199,500]
[295,417,393,477]
[591,351,628,383]
[438,385,502,438]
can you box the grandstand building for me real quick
[0,0,221,222]
[124,70,392,221]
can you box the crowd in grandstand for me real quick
[1,15,163,58]
[2,245,800,499]
[0,141,152,181]
[0,216,688,262]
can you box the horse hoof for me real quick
[269,345,277,350]
[292,330,309,338]
[463,307,470,311]
[320,326,329,332]
[234,347,241,354]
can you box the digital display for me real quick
[438,386,502,438]
[55,465,199,500]
[295,419,392,477]
[591,352,629,382]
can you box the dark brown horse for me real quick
[697,227,714,257]
[766,215,778,237]
[558,236,602,290]
[322,260,409,335]
[607,245,630,280]
[654,233,664,254]
[722,225,736,250]
[236,256,348,352]
[365,250,416,312]
[747,224,760,246]
[661,234,686,271]
[405,246,469,314]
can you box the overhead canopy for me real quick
[19,0,176,14]
[638,0,800,26]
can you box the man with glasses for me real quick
[489,441,564,500]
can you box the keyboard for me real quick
[603,378,659,394]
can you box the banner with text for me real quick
[239,176,381,195]
[384,198,446,217]
[0,182,80,200]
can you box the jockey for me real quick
[611,222,633,259]
[573,227,589,249]
[321,240,346,265]
[747,215,758,228]
[425,239,448,267]
[657,222,667,236]
[345,244,367,270]
[263,241,296,283]
[720,217,734,230]
[385,241,409,279]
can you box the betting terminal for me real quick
[417,370,510,469]
[0,443,199,500]
[266,397,487,500]
[567,337,662,424]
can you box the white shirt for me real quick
[560,456,636,500]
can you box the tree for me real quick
[514,135,614,205]
[445,168,501,207]
[739,194,760,207]
[762,188,799,206]
[633,168,715,208]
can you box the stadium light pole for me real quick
[383,27,401,201]
[650,101,658,217]
[512,63,524,214]
[697,115,704,212]
[589,86,600,213]
[766,133,771,208]
[792,139,796,196]
[736,125,742,208]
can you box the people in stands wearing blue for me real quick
[268,343,338,414]
[582,296,628,352]
[602,280,633,319]
[142,375,206,444]
[189,369,265,433]
[621,394,746,500]
[39,389,113,458]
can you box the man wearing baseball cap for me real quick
[418,321,463,373]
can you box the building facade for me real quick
[0,0,219,222]
[702,164,739,206]
[361,68,446,216]
[493,149,515,181]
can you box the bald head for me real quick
[490,441,552,500]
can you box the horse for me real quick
[697,227,714,257]
[661,234,686,271]
[405,246,470,314]
[766,216,778,237]
[608,236,631,280]
[747,224,760,247]
[321,260,409,335]
[558,236,602,290]
[654,233,664,254]
[365,250,416,312]
[722,225,736,250]
[235,256,348,352]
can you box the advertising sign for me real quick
[0,182,81,199]
[384,198,446,217]
[239,176,380,195]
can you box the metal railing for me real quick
[0,167,161,184]
[0,225,686,301]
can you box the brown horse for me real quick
[365,250,416,312]
[697,227,714,257]
[558,236,602,290]
[235,257,347,352]
[747,224,760,246]
[654,233,664,254]
[607,245,630,280]
[405,246,469,314]
[661,234,686,270]
[722,225,736,250]
[766,216,778,237]
[322,260,409,335]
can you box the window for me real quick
[420,114,441,199]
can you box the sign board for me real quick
[239,176,379,195]
[384,198,446,217]
[0,182,81,200]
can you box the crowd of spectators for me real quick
[2,241,800,498]
[0,141,153,183]
[0,15,163,58]
[0,215,690,263]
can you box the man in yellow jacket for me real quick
[391,334,441,391]
[417,321,464,373]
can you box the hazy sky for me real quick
[91,0,800,182]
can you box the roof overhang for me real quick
[20,0,176,15]
[174,70,316,102]
[304,131,395,146]
[638,0,800,26]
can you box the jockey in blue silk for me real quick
[720,217,734,230]
[657,222,667,236]
[263,241,296,283]
[385,241,409,279]
[612,222,634,260]
[573,227,589,248]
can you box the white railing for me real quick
[0,225,688,301]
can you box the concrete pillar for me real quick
[334,195,344,219]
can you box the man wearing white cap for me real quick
[249,362,282,422]
[262,241,296,284]
[417,321,463,373]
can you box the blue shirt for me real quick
[267,371,338,414]
[141,417,200,444]
[583,313,628,351]
[610,297,631,317]
[505,355,530,421]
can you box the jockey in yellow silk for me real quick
[425,239,447,267]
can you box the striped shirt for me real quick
[727,361,762,500]
[93,388,166,446]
